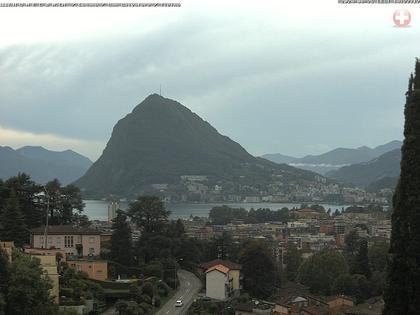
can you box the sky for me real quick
[1,0,420,161]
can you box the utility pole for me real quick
[43,188,50,249]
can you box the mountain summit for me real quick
[75,94,323,197]
[0,146,92,184]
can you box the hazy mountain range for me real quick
[326,148,401,188]
[75,94,325,197]
[1,96,401,192]
[0,146,92,185]
[262,140,402,175]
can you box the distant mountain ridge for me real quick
[262,140,402,175]
[0,146,92,184]
[75,94,325,197]
[326,148,401,188]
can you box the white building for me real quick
[205,264,234,300]
[108,201,119,222]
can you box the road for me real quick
[101,270,202,315]
[155,269,202,315]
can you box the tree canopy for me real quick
[111,210,134,267]
[2,250,57,315]
[384,59,420,314]
[239,240,279,299]
[0,191,27,247]
[127,196,170,234]
[298,251,348,295]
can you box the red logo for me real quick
[393,9,411,27]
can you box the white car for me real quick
[175,300,183,307]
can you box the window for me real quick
[89,237,95,244]
[48,237,52,244]
[89,248,94,255]
[56,237,61,244]
[64,236,74,248]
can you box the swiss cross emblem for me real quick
[393,9,411,27]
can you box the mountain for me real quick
[262,140,402,175]
[259,153,297,164]
[0,146,92,185]
[326,148,401,187]
[17,146,92,169]
[75,94,324,197]
[366,176,399,192]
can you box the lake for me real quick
[83,200,350,221]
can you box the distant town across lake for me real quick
[83,199,353,221]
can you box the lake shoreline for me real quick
[83,200,353,221]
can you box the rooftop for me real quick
[30,225,101,235]
[206,264,230,274]
[200,259,242,270]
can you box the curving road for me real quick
[155,269,202,315]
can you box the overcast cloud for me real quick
[0,0,419,160]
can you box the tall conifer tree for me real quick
[352,238,371,279]
[0,190,28,247]
[384,59,420,314]
[110,210,134,267]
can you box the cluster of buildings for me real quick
[196,258,383,315]
[139,175,393,204]
[184,208,391,274]
[189,207,389,315]
[233,285,384,315]
[1,225,108,313]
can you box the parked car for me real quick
[175,300,183,307]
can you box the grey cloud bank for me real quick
[0,3,418,160]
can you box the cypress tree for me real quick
[384,59,420,314]
[110,210,134,267]
[0,190,28,247]
[352,238,371,279]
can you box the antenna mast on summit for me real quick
[159,84,161,96]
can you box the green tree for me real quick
[6,251,56,314]
[165,219,185,238]
[332,273,371,304]
[351,274,371,304]
[4,173,43,229]
[115,299,143,315]
[111,210,134,267]
[332,273,356,296]
[0,191,28,247]
[344,230,361,256]
[298,251,348,295]
[369,241,389,273]
[284,243,302,281]
[0,249,9,315]
[352,239,371,278]
[59,184,84,225]
[128,196,170,234]
[384,59,420,315]
[239,240,278,299]
[44,179,84,225]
